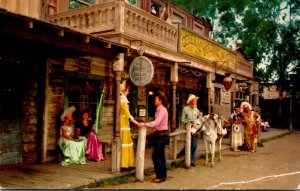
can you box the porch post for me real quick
[170,63,178,160]
[111,53,124,173]
[112,71,121,173]
[185,123,191,167]
[206,72,214,113]
[171,82,177,160]
[135,126,147,181]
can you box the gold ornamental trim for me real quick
[179,27,237,71]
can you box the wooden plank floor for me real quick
[0,147,172,189]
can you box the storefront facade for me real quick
[0,9,127,164]
[0,0,259,167]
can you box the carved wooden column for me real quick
[111,53,124,173]
[206,72,214,113]
[114,71,121,137]
[170,62,178,160]
[171,82,177,131]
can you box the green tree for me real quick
[171,0,300,120]
[171,0,300,83]
[69,0,93,9]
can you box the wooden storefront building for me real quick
[0,0,259,168]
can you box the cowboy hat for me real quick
[186,94,199,104]
[60,106,76,121]
[156,90,167,107]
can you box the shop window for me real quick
[214,87,221,105]
[69,0,92,10]
[65,76,104,126]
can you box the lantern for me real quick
[223,73,232,90]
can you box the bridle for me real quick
[191,117,206,134]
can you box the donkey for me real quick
[191,113,227,167]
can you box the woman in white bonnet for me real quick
[119,80,139,171]
[58,106,87,166]
[240,102,260,153]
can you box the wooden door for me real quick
[0,55,23,165]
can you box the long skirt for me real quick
[231,124,243,150]
[59,136,87,166]
[86,132,104,162]
[120,125,135,168]
[244,123,257,150]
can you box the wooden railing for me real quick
[49,0,177,51]
[50,2,116,34]
[124,3,177,51]
[135,125,190,181]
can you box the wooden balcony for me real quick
[49,0,177,52]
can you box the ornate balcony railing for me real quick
[49,0,177,51]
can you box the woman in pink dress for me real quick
[75,109,104,162]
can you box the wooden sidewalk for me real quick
[0,147,172,189]
[0,128,290,189]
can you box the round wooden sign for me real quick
[129,56,154,86]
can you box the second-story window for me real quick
[69,0,92,10]
[151,3,160,17]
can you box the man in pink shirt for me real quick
[139,91,169,183]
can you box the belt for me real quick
[154,130,169,136]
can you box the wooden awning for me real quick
[0,8,128,57]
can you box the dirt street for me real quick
[100,131,300,189]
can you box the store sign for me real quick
[179,27,237,72]
[78,58,91,74]
[129,56,154,86]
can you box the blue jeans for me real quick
[152,134,168,179]
[177,134,198,164]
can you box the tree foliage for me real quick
[171,0,300,84]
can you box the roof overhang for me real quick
[0,8,128,58]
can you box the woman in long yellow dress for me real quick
[120,80,139,170]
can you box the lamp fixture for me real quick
[213,61,232,91]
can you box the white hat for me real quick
[186,94,199,104]
[60,106,76,121]
[240,102,252,112]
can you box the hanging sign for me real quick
[129,56,154,86]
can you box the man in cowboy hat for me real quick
[177,94,201,166]
[138,90,169,183]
